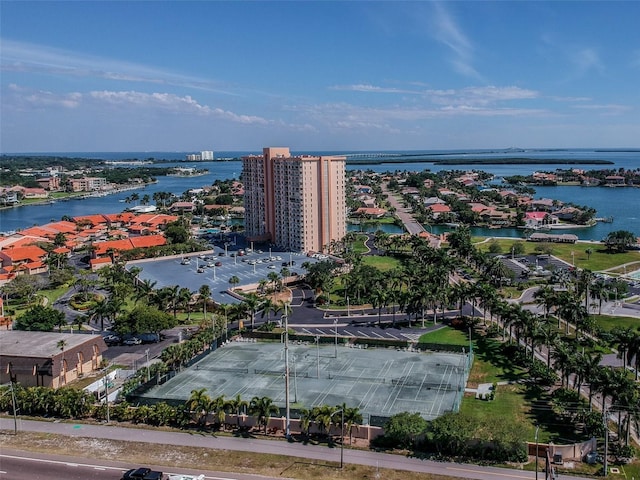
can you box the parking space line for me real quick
[357,331,371,338]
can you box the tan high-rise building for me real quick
[243,147,346,253]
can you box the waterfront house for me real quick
[524,211,559,229]
[427,203,452,219]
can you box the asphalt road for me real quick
[0,419,592,480]
[0,449,279,480]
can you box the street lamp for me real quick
[334,318,338,358]
[283,312,291,438]
[534,425,539,480]
[333,407,345,469]
[103,367,111,423]
[315,335,320,379]
[145,349,150,382]
[347,296,350,316]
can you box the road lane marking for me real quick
[446,466,531,478]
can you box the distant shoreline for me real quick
[346,156,614,166]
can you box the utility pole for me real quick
[9,381,18,434]
[603,408,608,477]
[283,312,290,439]
[535,425,539,480]
[103,368,110,423]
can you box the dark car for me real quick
[137,332,160,344]
[122,467,164,480]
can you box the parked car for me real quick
[122,467,163,480]
[103,334,121,346]
[123,337,142,346]
[137,333,160,344]
[215,261,222,266]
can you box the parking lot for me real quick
[497,253,572,283]
[128,245,319,304]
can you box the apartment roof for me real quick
[0,245,48,261]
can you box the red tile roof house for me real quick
[90,235,167,269]
[0,245,49,276]
[605,175,626,185]
[427,203,452,219]
[354,207,387,218]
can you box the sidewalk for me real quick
[0,418,592,480]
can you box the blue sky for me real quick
[1,1,639,152]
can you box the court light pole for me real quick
[333,406,345,469]
[315,335,320,378]
[283,312,290,439]
[334,318,338,358]
[145,349,150,382]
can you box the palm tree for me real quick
[242,293,262,331]
[369,287,387,326]
[224,394,249,429]
[228,275,240,291]
[249,396,279,433]
[177,287,193,322]
[134,279,157,305]
[312,404,337,438]
[186,388,211,428]
[298,408,313,440]
[56,339,68,386]
[198,284,211,317]
[208,395,227,429]
[341,405,363,445]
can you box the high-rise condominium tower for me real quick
[242,147,346,253]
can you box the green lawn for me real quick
[592,314,640,332]
[362,255,401,271]
[418,326,470,346]
[475,238,640,272]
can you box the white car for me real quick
[168,475,205,480]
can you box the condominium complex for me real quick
[185,151,214,161]
[242,147,346,253]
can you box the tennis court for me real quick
[141,340,471,423]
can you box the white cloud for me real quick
[430,3,483,80]
[571,104,632,115]
[329,83,539,107]
[7,86,270,125]
[572,48,605,75]
[0,38,236,95]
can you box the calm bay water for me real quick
[1,149,638,238]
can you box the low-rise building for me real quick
[0,330,107,388]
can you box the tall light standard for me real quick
[534,425,539,480]
[333,406,345,469]
[103,367,110,423]
[145,349,150,382]
[334,318,338,358]
[347,296,350,316]
[315,335,320,379]
[283,311,291,438]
